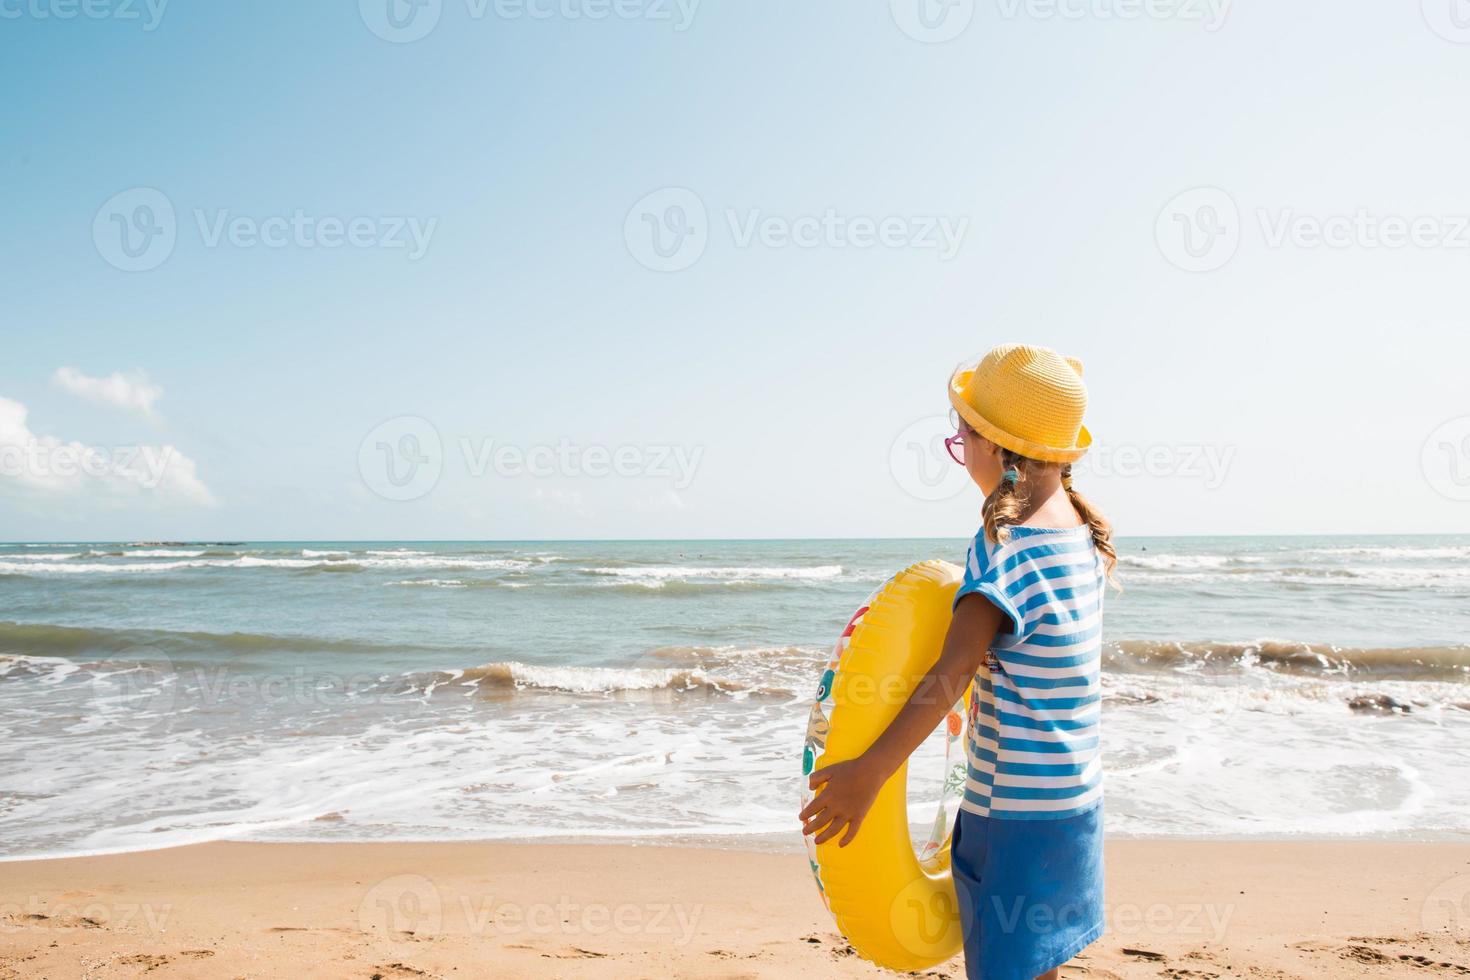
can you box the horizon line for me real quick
[4,531,1467,545]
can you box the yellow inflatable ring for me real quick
[800,560,970,971]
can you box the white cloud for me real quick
[51,367,164,421]
[0,396,214,506]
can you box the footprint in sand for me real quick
[539,947,610,959]
[117,954,171,972]
[1293,939,1470,975]
[706,948,766,960]
[0,954,39,980]
[1397,954,1470,974]
[1343,944,1397,964]
[1120,947,1168,962]
[6,909,116,932]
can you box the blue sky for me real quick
[3,0,1469,540]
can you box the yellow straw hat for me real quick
[948,344,1092,463]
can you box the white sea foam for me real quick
[467,660,730,694]
[585,564,843,581]
[5,657,1466,860]
[0,559,203,574]
[1301,544,1470,561]
[0,555,537,576]
[3,536,1469,859]
[1117,554,1235,570]
[1123,565,1470,589]
[1099,669,1464,837]
[357,556,533,570]
[0,653,81,684]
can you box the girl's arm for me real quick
[799,594,1004,846]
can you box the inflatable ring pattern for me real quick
[800,560,970,971]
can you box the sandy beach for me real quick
[2,839,1467,979]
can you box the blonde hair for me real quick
[980,441,1118,582]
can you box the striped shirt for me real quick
[955,523,1105,821]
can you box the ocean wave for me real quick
[401,646,820,701]
[1299,544,1470,561]
[0,652,83,684]
[639,643,822,670]
[567,578,796,595]
[405,661,779,699]
[475,661,740,694]
[382,576,803,594]
[1107,639,1470,683]
[1123,565,1470,590]
[1117,554,1237,570]
[1339,565,1470,585]
[235,555,533,572]
[0,559,209,575]
[0,554,537,577]
[583,564,843,582]
[385,577,543,591]
[0,620,421,659]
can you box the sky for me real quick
[2,0,1469,541]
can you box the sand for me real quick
[2,839,1469,979]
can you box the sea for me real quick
[1,535,1468,860]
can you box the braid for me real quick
[983,453,1119,587]
[981,447,1029,546]
[1061,463,1119,584]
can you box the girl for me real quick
[800,344,1115,980]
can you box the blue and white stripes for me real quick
[955,525,1105,821]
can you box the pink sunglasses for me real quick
[944,432,965,466]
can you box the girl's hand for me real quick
[799,755,888,847]
[799,596,1002,849]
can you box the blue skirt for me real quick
[950,806,1105,980]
